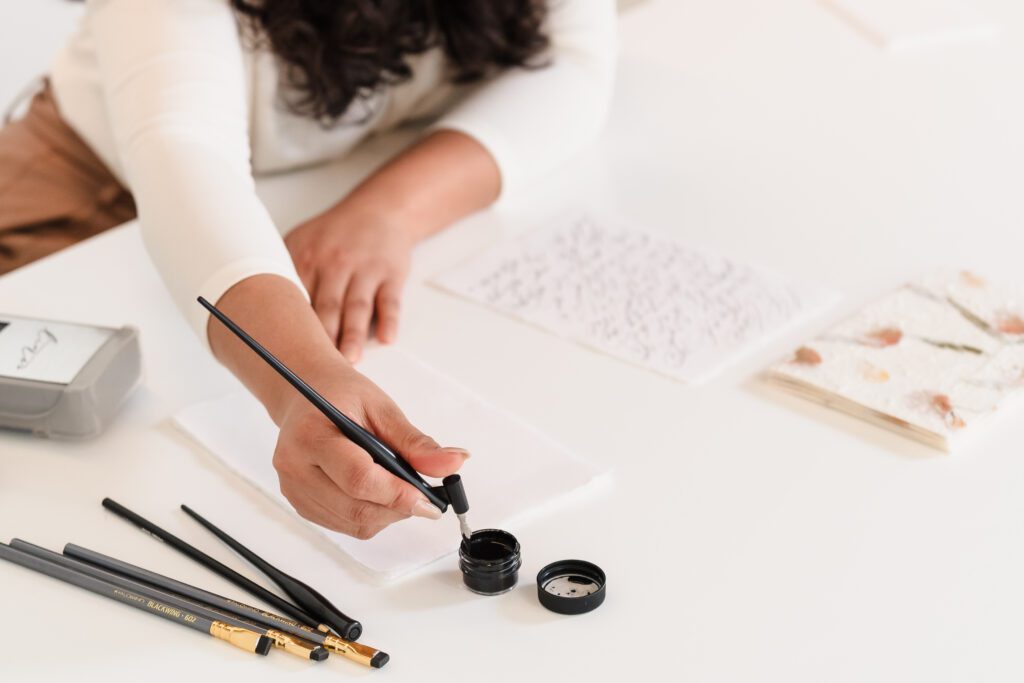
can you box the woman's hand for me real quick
[209,275,468,541]
[285,130,501,362]
[273,360,469,540]
[286,205,414,363]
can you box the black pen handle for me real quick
[101,498,320,629]
[197,296,449,512]
[181,504,362,641]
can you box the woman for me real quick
[0,0,616,539]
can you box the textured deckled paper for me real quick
[434,213,837,384]
[174,347,610,581]
[767,270,1024,451]
[822,0,999,51]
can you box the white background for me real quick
[2,1,1024,681]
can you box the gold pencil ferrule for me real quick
[209,621,265,653]
[266,630,319,660]
[323,635,378,667]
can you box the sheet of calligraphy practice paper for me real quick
[435,214,837,384]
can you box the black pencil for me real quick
[181,504,362,642]
[100,498,322,631]
[0,542,272,656]
[197,295,450,512]
[65,542,389,668]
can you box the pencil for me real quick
[65,542,389,668]
[0,542,272,656]
[10,539,326,662]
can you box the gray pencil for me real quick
[64,542,388,668]
[0,542,272,656]
[9,539,325,661]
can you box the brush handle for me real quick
[197,296,449,512]
[101,498,319,629]
[181,505,362,641]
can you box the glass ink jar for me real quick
[459,529,522,595]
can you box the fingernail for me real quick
[444,447,471,460]
[412,499,443,520]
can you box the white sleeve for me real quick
[88,0,306,347]
[433,0,617,201]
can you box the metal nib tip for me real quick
[457,513,473,540]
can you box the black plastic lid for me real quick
[536,559,606,615]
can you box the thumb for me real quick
[406,442,470,478]
[371,406,469,478]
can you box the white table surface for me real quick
[4,1,1024,681]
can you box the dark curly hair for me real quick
[229,0,551,123]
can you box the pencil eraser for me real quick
[256,635,273,656]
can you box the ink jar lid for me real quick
[536,559,606,615]
[459,529,521,596]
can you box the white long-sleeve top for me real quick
[49,0,617,344]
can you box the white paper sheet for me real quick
[173,347,610,581]
[434,214,837,384]
[822,0,999,51]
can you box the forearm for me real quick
[332,129,501,242]
[207,273,348,424]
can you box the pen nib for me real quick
[457,513,473,540]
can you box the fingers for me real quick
[277,454,409,540]
[285,481,404,541]
[375,279,403,344]
[367,403,470,478]
[339,275,377,363]
[316,439,444,520]
[406,446,470,478]
[312,269,352,346]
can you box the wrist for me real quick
[328,191,426,245]
[269,347,355,425]
[326,129,500,246]
[208,274,355,426]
